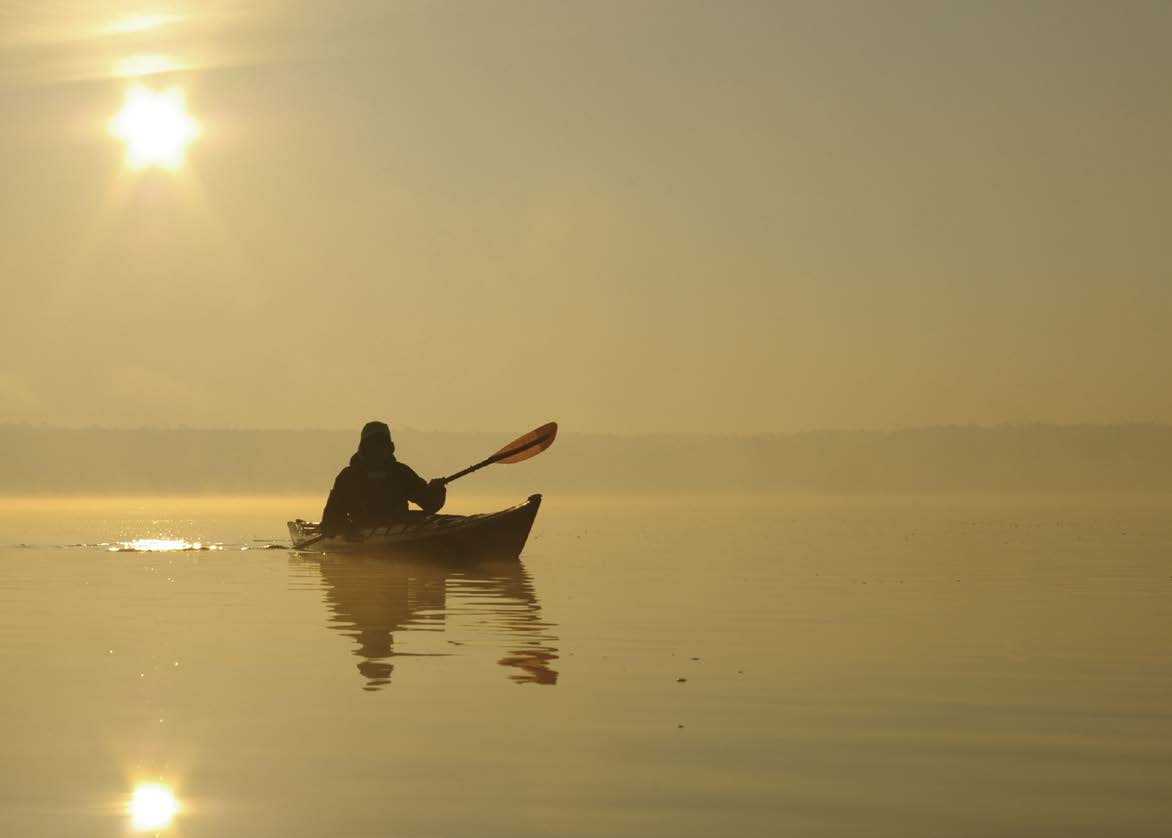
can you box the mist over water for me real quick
[1,493,1170,836]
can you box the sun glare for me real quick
[128,783,179,831]
[114,54,185,79]
[110,85,199,170]
[105,14,176,35]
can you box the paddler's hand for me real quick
[428,478,446,490]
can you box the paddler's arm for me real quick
[400,464,446,514]
[321,467,356,536]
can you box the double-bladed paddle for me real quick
[440,421,558,485]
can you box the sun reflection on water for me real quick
[128,782,179,831]
[109,538,223,552]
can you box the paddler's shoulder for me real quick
[390,459,425,480]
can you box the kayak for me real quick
[287,494,542,558]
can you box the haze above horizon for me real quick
[2,1,1170,434]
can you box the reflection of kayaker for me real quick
[301,553,559,690]
[291,421,558,556]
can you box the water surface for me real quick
[0,495,1170,836]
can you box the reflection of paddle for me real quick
[441,422,558,485]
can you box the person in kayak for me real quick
[320,420,446,537]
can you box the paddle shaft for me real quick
[441,432,552,485]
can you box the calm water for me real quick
[1,494,1170,837]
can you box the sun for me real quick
[110,85,199,170]
[128,782,180,830]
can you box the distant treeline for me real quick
[1,424,1171,495]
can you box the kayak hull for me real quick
[288,494,542,559]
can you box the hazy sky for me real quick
[1,1,1169,433]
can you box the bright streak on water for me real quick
[109,539,221,552]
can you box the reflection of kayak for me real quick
[288,494,543,558]
[297,544,559,689]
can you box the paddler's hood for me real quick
[354,420,396,467]
[350,446,397,468]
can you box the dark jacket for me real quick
[321,450,446,535]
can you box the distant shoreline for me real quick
[2,424,1171,495]
[2,492,1170,505]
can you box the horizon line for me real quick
[3,421,1172,437]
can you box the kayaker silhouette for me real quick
[320,420,447,538]
[293,421,556,551]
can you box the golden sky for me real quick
[1,1,1169,433]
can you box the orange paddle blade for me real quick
[493,422,558,463]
